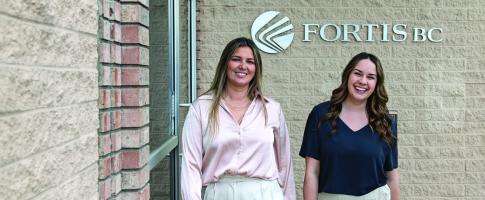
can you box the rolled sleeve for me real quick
[299,106,321,160]
[385,117,398,171]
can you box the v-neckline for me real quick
[221,98,254,126]
[337,116,368,133]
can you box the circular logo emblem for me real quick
[251,11,294,54]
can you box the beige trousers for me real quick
[204,176,284,200]
[318,185,390,200]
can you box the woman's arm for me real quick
[275,106,296,200]
[386,169,400,200]
[303,157,320,200]
[181,105,204,200]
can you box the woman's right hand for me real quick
[303,157,320,200]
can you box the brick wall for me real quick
[0,1,99,199]
[98,0,151,199]
[196,0,485,199]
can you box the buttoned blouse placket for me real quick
[219,98,257,173]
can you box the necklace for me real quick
[223,97,251,124]
[224,98,251,110]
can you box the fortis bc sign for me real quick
[251,11,443,54]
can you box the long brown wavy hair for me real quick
[319,52,396,144]
[203,37,268,138]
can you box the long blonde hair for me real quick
[203,37,268,138]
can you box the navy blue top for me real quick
[299,101,398,196]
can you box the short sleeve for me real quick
[384,116,398,171]
[299,106,321,160]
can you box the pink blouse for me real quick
[181,94,296,200]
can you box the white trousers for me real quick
[318,185,390,200]
[204,176,284,200]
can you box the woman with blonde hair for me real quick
[181,37,296,200]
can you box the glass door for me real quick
[148,0,196,199]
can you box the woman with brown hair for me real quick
[181,37,295,200]
[300,52,399,200]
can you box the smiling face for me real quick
[346,58,377,104]
[225,46,256,89]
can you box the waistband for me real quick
[217,175,275,183]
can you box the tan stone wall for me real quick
[196,0,485,199]
[0,1,99,199]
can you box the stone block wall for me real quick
[98,0,151,199]
[196,0,485,199]
[0,0,99,199]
